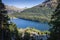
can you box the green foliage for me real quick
[23,32,30,40]
[18,27,50,35]
[17,27,50,40]
[0,0,11,40]
[9,22,21,40]
[0,0,21,40]
[47,0,60,40]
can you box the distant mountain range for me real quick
[5,5,25,14]
[8,0,58,22]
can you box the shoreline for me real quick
[17,17,47,23]
[10,17,47,23]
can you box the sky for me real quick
[2,0,45,8]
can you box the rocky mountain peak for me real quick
[36,0,58,9]
[43,0,58,8]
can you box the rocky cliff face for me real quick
[36,0,58,9]
[43,0,57,8]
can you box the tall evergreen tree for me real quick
[23,32,30,40]
[0,0,11,40]
[13,24,21,40]
[47,0,60,40]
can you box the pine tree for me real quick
[23,32,30,40]
[0,0,11,40]
[13,24,21,40]
[47,0,60,40]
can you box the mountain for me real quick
[38,0,58,9]
[10,0,58,22]
[5,5,25,14]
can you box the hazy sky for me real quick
[2,0,45,8]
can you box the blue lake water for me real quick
[11,18,50,31]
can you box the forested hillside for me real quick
[10,0,58,22]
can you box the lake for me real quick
[11,18,50,31]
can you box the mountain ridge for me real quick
[5,5,25,14]
[8,0,58,22]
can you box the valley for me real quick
[8,0,57,22]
